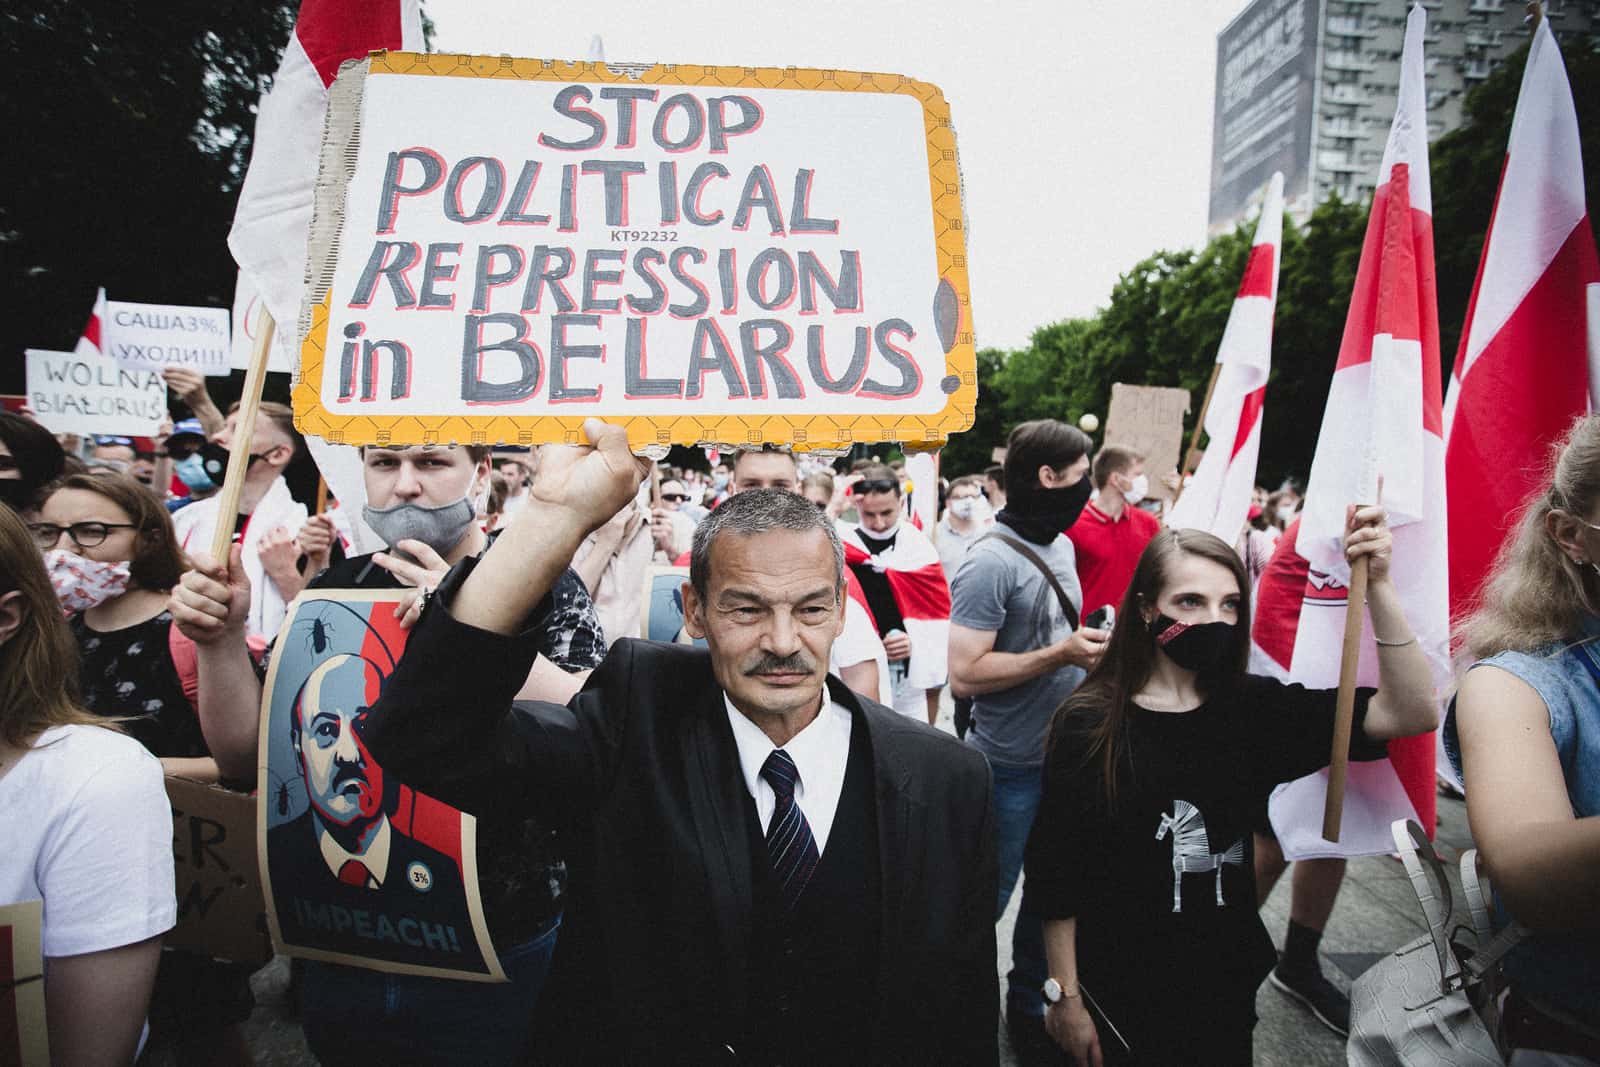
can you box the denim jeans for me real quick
[990,758,1047,1019]
[299,915,561,1066]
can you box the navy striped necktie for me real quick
[760,749,820,911]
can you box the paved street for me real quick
[211,695,1475,1066]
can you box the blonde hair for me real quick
[1458,415,1600,658]
[0,506,105,746]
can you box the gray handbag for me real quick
[1347,819,1528,1066]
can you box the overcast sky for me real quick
[427,0,1247,352]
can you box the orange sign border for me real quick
[293,52,976,453]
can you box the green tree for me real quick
[941,346,1010,476]
[0,1,302,394]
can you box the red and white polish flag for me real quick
[1444,15,1600,626]
[1167,171,1284,542]
[840,526,951,692]
[74,287,108,360]
[1253,6,1449,859]
[228,0,422,349]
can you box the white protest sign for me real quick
[294,55,975,452]
[104,301,231,377]
[231,272,297,375]
[26,349,167,436]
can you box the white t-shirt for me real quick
[830,596,890,705]
[0,725,176,958]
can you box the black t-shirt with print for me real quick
[71,610,207,759]
[1023,674,1386,1051]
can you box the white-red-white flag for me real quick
[1444,16,1600,625]
[1167,172,1284,541]
[74,287,107,360]
[227,0,422,352]
[1255,5,1448,859]
[840,525,951,694]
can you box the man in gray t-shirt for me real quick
[952,534,1085,764]
[948,418,1107,1063]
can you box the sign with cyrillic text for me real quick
[25,349,166,436]
[295,54,975,452]
[105,301,231,376]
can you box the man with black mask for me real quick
[948,418,1109,1066]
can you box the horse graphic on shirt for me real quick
[1155,800,1246,912]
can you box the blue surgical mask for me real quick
[174,453,216,492]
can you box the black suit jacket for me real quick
[365,559,998,1064]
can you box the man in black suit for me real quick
[267,654,475,970]
[364,420,998,1063]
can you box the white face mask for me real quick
[949,496,992,522]
[45,550,132,613]
[1122,473,1149,506]
[1276,505,1297,523]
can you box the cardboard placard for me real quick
[105,301,231,376]
[24,349,167,436]
[164,777,272,966]
[1103,383,1191,500]
[0,900,47,1067]
[260,590,505,981]
[293,54,976,453]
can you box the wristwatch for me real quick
[1041,977,1079,1004]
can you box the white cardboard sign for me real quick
[293,56,975,451]
[105,301,231,376]
[26,349,167,436]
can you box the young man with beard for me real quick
[948,419,1109,1065]
[171,443,604,1064]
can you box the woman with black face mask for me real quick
[1022,512,1439,1066]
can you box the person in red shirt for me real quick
[1066,445,1160,617]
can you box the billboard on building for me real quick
[1209,0,1320,234]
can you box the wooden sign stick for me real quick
[208,306,276,561]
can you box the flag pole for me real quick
[1321,549,1369,841]
[1322,475,1381,841]
[208,306,276,561]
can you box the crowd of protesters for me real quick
[0,376,1595,1066]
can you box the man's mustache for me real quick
[745,652,815,676]
[332,759,369,791]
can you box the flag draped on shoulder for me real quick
[74,287,107,360]
[1443,15,1600,624]
[1167,172,1284,541]
[840,525,951,692]
[228,0,423,349]
[1258,6,1448,859]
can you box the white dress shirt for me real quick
[724,694,854,854]
[316,815,393,889]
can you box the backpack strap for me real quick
[978,531,1080,632]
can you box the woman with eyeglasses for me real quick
[1450,415,1600,1055]
[33,472,212,777]
[0,503,175,1065]
[32,471,261,1064]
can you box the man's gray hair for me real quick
[689,487,845,599]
